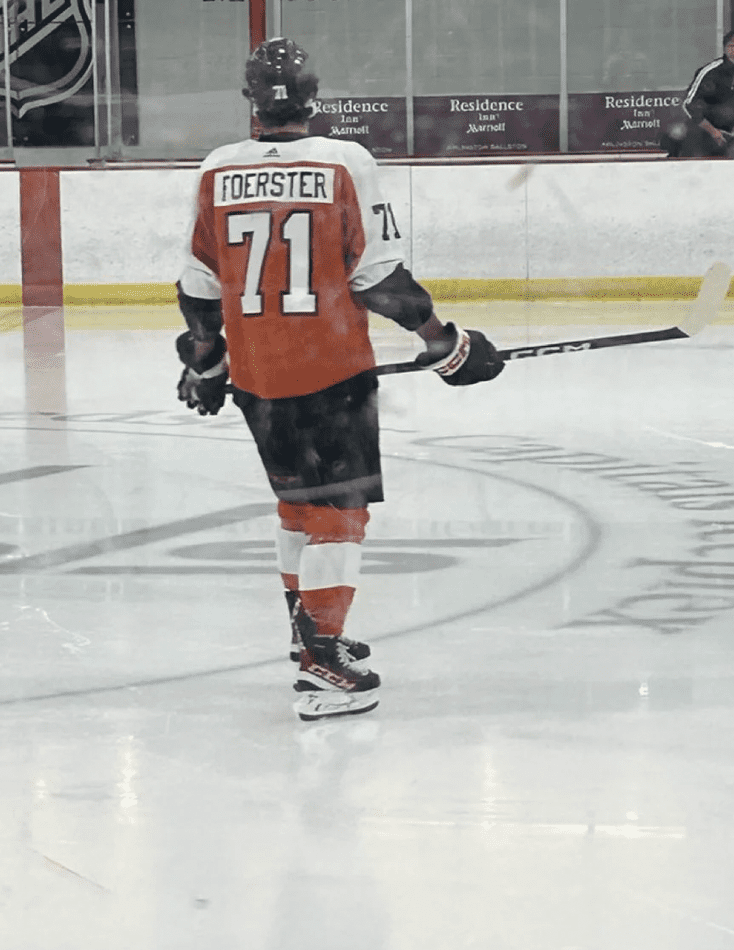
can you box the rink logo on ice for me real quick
[0,0,93,118]
[419,433,734,636]
[565,533,734,636]
[164,538,530,576]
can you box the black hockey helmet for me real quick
[243,37,319,127]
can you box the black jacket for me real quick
[683,56,734,130]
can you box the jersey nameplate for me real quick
[214,167,335,206]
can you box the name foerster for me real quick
[214,167,335,205]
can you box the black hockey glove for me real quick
[176,331,229,415]
[415,323,504,386]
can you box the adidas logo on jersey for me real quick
[263,147,280,157]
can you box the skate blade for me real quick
[289,649,369,664]
[294,689,379,722]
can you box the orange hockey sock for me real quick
[300,585,356,638]
[281,572,299,592]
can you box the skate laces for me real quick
[334,637,357,668]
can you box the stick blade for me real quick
[678,261,732,337]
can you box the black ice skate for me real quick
[293,633,380,721]
[285,591,370,663]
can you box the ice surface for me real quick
[2,302,734,949]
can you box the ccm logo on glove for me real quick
[435,328,472,377]
[416,322,504,386]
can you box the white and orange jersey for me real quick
[179,135,404,399]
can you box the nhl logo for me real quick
[1,0,94,119]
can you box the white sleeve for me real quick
[179,256,221,300]
[341,143,406,293]
[178,163,222,300]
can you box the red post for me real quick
[249,0,267,51]
[20,168,63,308]
[20,167,66,412]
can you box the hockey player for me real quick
[663,30,734,158]
[175,38,504,721]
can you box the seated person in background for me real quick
[662,29,734,157]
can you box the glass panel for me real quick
[280,0,406,98]
[123,0,251,160]
[412,0,560,97]
[412,0,560,156]
[1,0,100,165]
[0,2,10,159]
[567,0,720,93]
[567,0,721,152]
[0,0,726,163]
[279,0,408,158]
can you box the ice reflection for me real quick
[116,735,138,824]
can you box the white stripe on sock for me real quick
[275,526,309,575]
[300,542,362,590]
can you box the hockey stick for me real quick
[221,262,730,390]
[375,261,732,376]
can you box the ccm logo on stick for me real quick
[510,343,592,359]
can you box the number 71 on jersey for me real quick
[227,200,402,318]
[227,209,316,316]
